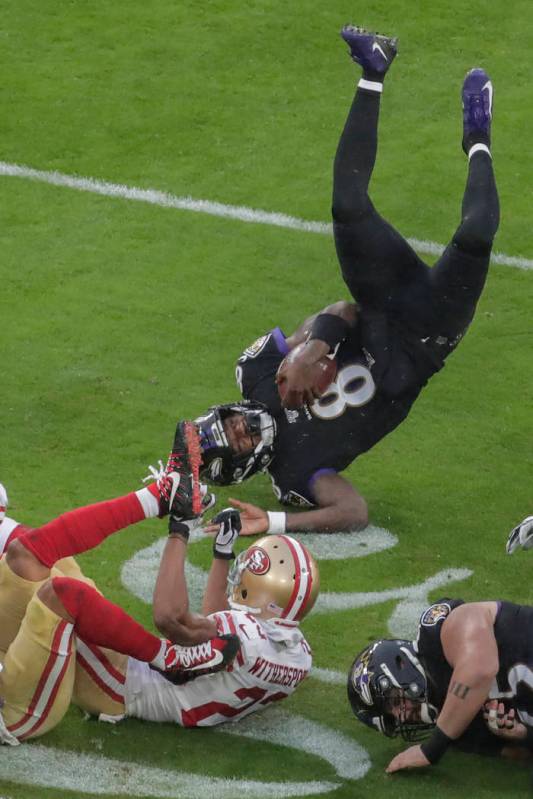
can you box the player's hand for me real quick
[385,745,430,773]
[207,497,268,536]
[211,508,241,559]
[483,700,526,740]
[276,353,322,410]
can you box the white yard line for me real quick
[1,160,532,271]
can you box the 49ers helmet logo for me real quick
[246,547,271,575]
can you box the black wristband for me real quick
[308,314,350,353]
[168,519,190,541]
[420,726,453,764]
[213,550,236,560]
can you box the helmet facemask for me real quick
[195,402,276,485]
[347,640,437,742]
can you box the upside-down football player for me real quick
[0,424,318,744]
[345,513,533,771]
[197,25,499,538]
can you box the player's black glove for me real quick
[212,508,241,559]
[169,487,216,540]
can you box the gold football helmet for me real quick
[228,535,319,621]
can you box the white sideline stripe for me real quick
[1,160,532,271]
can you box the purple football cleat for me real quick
[462,68,493,153]
[340,25,398,75]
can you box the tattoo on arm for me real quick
[450,681,471,700]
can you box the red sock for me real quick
[52,577,161,662]
[19,493,145,568]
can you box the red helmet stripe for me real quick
[296,542,314,621]
[279,535,313,621]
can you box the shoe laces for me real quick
[142,460,165,484]
[183,640,214,667]
[142,460,178,501]
[168,640,214,670]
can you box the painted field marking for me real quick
[0,710,368,796]
[311,667,346,686]
[122,530,473,647]
[120,526,398,609]
[220,708,370,781]
[1,161,532,271]
[315,567,473,639]
[0,743,338,798]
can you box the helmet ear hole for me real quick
[241,589,248,599]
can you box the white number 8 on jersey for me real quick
[311,364,376,420]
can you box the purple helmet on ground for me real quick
[347,639,437,742]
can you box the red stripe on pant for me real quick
[8,621,73,738]
[79,641,126,686]
[76,650,125,705]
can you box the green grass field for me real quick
[1,1,532,797]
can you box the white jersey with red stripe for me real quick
[0,517,21,555]
[125,609,312,727]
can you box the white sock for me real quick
[135,487,160,519]
[150,639,167,669]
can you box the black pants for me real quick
[332,88,500,352]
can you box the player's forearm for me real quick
[436,667,498,740]
[153,537,189,625]
[284,503,367,533]
[156,610,218,645]
[286,301,357,350]
[436,604,500,741]
[153,537,218,644]
[203,559,231,615]
[301,473,368,533]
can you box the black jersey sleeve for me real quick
[416,599,465,655]
[236,327,287,412]
[415,599,464,711]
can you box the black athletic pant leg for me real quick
[332,88,429,309]
[429,151,500,347]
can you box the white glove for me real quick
[506,516,533,554]
[212,508,241,560]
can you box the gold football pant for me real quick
[0,556,127,740]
